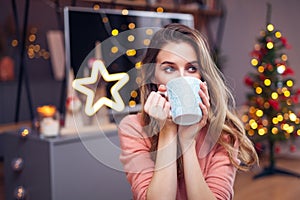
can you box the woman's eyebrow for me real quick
[188,61,200,65]
[159,61,175,66]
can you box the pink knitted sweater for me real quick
[118,114,239,200]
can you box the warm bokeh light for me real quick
[277,64,286,74]
[156,7,164,12]
[128,23,135,29]
[267,23,274,32]
[258,66,264,73]
[130,90,138,98]
[111,46,118,54]
[122,9,129,15]
[126,49,136,56]
[127,35,135,42]
[256,87,263,94]
[129,100,136,107]
[271,92,278,99]
[135,61,142,69]
[146,29,153,35]
[251,58,259,66]
[143,39,151,46]
[281,54,287,61]
[275,31,281,38]
[256,109,264,117]
[266,41,274,49]
[111,29,119,36]
[264,79,271,86]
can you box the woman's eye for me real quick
[163,66,175,73]
[187,65,199,73]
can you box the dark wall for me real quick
[0,1,84,124]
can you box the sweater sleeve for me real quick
[202,137,240,200]
[118,114,154,200]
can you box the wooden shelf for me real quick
[82,0,222,17]
[81,0,224,41]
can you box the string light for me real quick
[248,129,255,136]
[264,79,271,86]
[249,119,258,129]
[135,77,142,84]
[19,127,30,138]
[281,54,287,61]
[241,115,248,123]
[127,35,135,42]
[266,41,274,49]
[111,46,118,54]
[129,100,136,107]
[267,23,274,32]
[272,127,278,134]
[255,86,263,94]
[264,102,270,108]
[256,109,264,117]
[283,90,290,97]
[122,9,129,15]
[14,186,26,199]
[102,17,109,23]
[289,113,297,121]
[277,64,286,74]
[275,31,281,38]
[258,128,266,135]
[272,117,279,124]
[249,106,256,114]
[135,61,142,69]
[126,49,136,56]
[156,7,164,12]
[277,114,283,121]
[143,39,151,46]
[271,92,278,99]
[128,23,135,29]
[251,58,259,66]
[145,29,154,35]
[111,29,119,36]
[260,30,266,37]
[130,90,138,98]
[93,4,100,10]
[286,80,293,87]
[257,65,264,73]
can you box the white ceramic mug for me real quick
[166,76,202,126]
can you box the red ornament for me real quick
[255,142,263,152]
[268,99,280,110]
[290,144,296,152]
[244,76,254,86]
[292,95,299,104]
[280,37,292,49]
[282,67,294,76]
[251,50,262,60]
[259,74,266,80]
[275,145,281,154]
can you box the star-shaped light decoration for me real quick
[72,60,129,116]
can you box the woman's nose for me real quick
[179,69,185,77]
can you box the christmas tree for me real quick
[242,4,300,178]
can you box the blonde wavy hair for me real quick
[140,23,258,172]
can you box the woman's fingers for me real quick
[199,81,210,108]
[144,91,169,121]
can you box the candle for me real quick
[40,117,60,137]
[37,105,60,137]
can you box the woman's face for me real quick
[153,42,201,86]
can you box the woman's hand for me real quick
[144,85,177,132]
[178,81,210,146]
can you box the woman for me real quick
[118,23,258,200]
